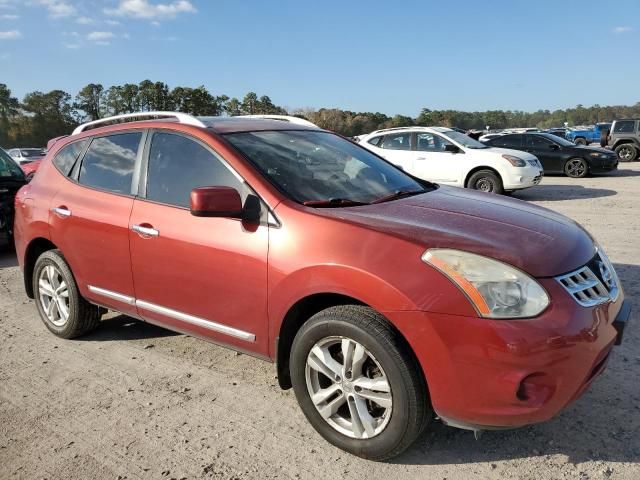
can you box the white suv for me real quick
[357,127,543,194]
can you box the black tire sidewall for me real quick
[33,250,83,338]
[468,170,503,194]
[290,315,418,459]
[616,144,637,162]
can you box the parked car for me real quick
[0,148,27,249]
[14,112,630,460]
[7,148,46,164]
[607,119,640,162]
[478,132,504,142]
[357,127,543,194]
[565,123,611,146]
[20,159,42,180]
[545,127,568,139]
[482,132,618,178]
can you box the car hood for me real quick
[469,147,538,161]
[573,145,615,156]
[318,186,595,277]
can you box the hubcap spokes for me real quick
[568,160,585,176]
[38,265,69,327]
[305,337,392,439]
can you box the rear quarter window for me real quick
[613,121,637,134]
[52,140,90,176]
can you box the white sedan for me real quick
[357,127,543,194]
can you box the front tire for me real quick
[467,170,503,194]
[564,158,588,178]
[33,249,102,339]
[615,144,637,162]
[574,137,587,145]
[290,305,429,460]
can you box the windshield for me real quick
[225,130,429,205]
[444,131,488,149]
[21,149,45,157]
[0,149,25,178]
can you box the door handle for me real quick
[52,206,72,218]
[131,224,159,238]
[415,157,427,160]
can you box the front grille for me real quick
[527,159,539,167]
[556,251,619,307]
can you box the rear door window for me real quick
[381,133,412,150]
[78,133,142,194]
[493,134,522,148]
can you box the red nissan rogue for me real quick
[13,112,630,460]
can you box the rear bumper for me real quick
[386,283,629,429]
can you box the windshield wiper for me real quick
[303,198,370,208]
[371,189,424,204]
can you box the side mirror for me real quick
[190,186,243,218]
[242,194,262,223]
[444,144,460,153]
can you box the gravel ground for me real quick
[1,164,639,480]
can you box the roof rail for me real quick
[239,115,318,128]
[369,126,431,135]
[72,111,207,135]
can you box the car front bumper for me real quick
[385,280,629,430]
[502,167,544,190]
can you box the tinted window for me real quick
[416,133,453,152]
[381,133,412,150]
[613,121,636,133]
[79,133,141,194]
[492,134,522,148]
[53,140,89,176]
[146,133,242,208]
[0,149,24,178]
[367,136,383,147]
[525,135,553,148]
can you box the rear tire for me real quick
[33,249,102,339]
[467,170,503,194]
[290,305,430,460]
[615,144,637,162]
[564,158,589,178]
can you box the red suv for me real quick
[14,112,630,460]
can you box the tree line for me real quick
[1,81,639,148]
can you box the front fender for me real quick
[268,263,418,333]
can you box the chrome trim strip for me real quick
[88,285,136,305]
[135,299,256,342]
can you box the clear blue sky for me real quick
[1,0,638,116]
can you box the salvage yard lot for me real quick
[1,166,639,480]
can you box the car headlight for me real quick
[590,152,603,158]
[422,249,549,319]
[502,154,526,167]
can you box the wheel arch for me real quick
[275,293,424,391]
[23,237,58,298]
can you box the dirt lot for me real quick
[1,165,639,480]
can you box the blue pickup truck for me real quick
[565,123,611,145]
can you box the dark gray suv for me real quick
[609,119,640,162]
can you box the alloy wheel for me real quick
[475,178,494,192]
[566,159,586,177]
[618,146,635,161]
[305,336,393,439]
[38,264,70,327]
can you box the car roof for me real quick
[364,126,454,137]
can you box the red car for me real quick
[20,158,41,180]
[13,112,630,460]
